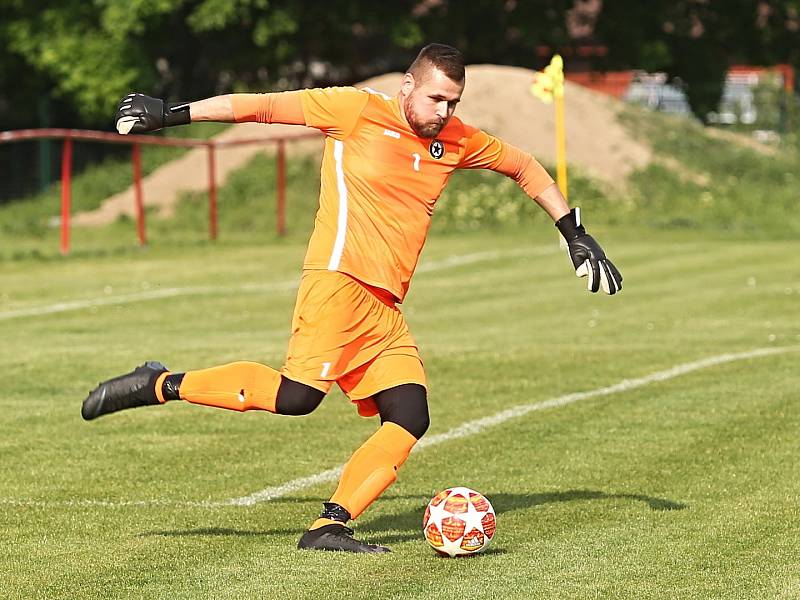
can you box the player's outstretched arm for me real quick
[115,91,311,134]
[554,205,623,295]
[460,131,622,295]
[115,93,236,135]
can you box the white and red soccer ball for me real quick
[423,487,496,557]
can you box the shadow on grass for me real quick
[361,489,688,545]
[426,546,508,559]
[139,489,685,544]
[140,526,306,538]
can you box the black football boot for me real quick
[297,524,391,554]
[81,361,168,420]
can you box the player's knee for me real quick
[401,408,430,440]
[374,383,430,440]
[275,377,325,416]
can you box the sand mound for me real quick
[75,64,651,226]
[361,64,651,182]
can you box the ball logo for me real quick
[429,139,444,159]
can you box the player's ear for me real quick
[401,73,416,95]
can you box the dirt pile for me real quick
[361,64,651,182]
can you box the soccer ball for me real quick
[423,487,496,557]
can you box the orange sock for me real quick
[177,361,282,412]
[326,422,417,521]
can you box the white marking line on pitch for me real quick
[0,345,794,510]
[222,345,796,507]
[0,248,546,322]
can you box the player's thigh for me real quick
[275,376,325,415]
[282,271,375,391]
[339,349,427,418]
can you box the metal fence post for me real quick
[208,143,217,241]
[60,137,73,256]
[0,127,319,253]
[132,143,146,245]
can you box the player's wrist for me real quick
[164,102,191,127]
[555,207,586,241]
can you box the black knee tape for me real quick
[275,377,325,416]
[374,383,430,440]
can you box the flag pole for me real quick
[530,54,568,199]
[554,82,568,200]
[551,55,568,200]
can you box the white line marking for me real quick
[222,466,346,508]
[415,346,794,450]
[3,346,788,509]
[0,281,298,321]
[223,346,794,507]
[0,248,547,321]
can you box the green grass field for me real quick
[2,225,799,599]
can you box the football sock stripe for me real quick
[154,372,170,404]
[309,517,345,531]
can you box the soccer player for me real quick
[82,44,622,553]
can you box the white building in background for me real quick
[622,67,788,130]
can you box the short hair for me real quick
[407,43,465,83]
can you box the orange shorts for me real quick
[280,270,426,417]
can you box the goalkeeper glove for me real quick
[555,208,623,295]
[115,93,191,134]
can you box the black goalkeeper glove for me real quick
[555,208,623,295]
[115,93,191,134]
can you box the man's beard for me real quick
[404,99,445,138]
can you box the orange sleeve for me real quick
[458,125,555,199]
[298,87,370,140]
[230,91,306,125]
[494,143,555,199]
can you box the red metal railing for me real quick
[0,127,319,255]
[60,137,73,254]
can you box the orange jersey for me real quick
[232,88,554,301]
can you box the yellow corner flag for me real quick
[531,54,568,199]
[530,54,564,104]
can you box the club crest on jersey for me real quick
[429,139,444,159]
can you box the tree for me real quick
[5,0,797,128]
[0,0,578,129]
